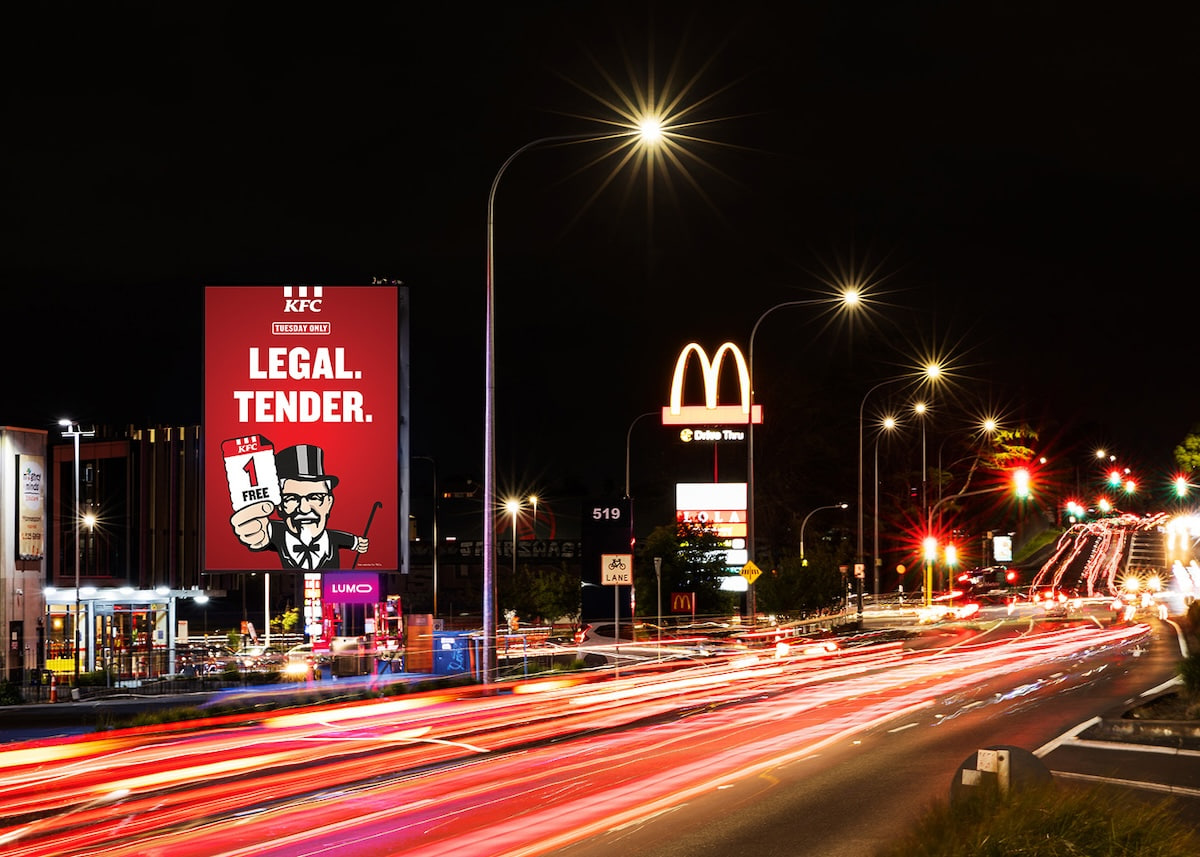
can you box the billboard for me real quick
[17,454,44,561]
[676,482,747,567]
[204,286,399,572]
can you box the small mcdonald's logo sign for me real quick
[670,592,695,613]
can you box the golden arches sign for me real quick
[661,342,763,426]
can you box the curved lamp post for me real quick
[923,470,1029,608]
[484,127,662,682]
[872,415,898,598]
[913,400,929,518]
[799,502,849,564]
[625,411,658,498]
[856,366,940,617]
[746,292,858,615]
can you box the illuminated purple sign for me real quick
[322,571,380,604]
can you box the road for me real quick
[0,615,1189,856]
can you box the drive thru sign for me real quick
[741,561,762,585]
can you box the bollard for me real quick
[49,673,57,703]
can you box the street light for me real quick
[913,400,929,517]
[625,411,658,498]
[529,494,538,541]
[505,498,521,580]
[873,415,898,598]
[483,125,663,682]
[60,418,94,682]
[799,503,848,564]
[856,366,940,615]
[746,293,859,575]
[653,556,663,654]
[923,469,1030,608]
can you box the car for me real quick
[198,645,241,673]
[286,642,331,666]
[973,589,1034,618]
[234,644,287,670]
[575,622,637,645]
[1027,587,1082,618]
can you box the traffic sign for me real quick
[741,561,762,585]
[601,553,632,585]
[854,563,865,579]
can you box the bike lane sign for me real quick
[602,553,633,585]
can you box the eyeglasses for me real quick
[281,492,330,509]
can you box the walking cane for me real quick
[352,501,383,569]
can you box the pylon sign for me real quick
[662,342,763,426]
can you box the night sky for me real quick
[5,2,1198,534]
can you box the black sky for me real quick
[4,2,1198,519]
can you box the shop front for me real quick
[42,586,208,681]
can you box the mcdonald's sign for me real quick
[670,592,695,613]
[662,342,763,426]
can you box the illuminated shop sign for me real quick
[203,285,399,572]
[322,571,381,604]
[679,428,746,442]
[662,342,762,426]
[675,482,748,566]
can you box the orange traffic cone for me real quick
[49,673,57,703]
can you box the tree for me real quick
[1174,426,1200,474]
[500,563,580,628]
[271,606,300,634]
[635,521,739,622]
[754,532,850,616]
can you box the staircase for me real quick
[1126,528,1166,574]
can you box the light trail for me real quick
[0,621,1151,856]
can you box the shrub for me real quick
[76,669,116,687]
[877,782,1198,857]
[0,680,21,705]
[1179,650,1200,700]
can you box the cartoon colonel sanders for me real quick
[229,444,368,569]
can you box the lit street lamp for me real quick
[857,367,940,615]
[913,400,929,517]
[506,498,521,579]
[799,502,848,564]
[923,469,1030,608]
[746,293,859,577]
[483,125,663,682]
[60,418,95,682]
[873,415,898,598]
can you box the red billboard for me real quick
[204,286,398,572]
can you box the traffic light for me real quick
[1013,468,1030,498]
[1175,476,1190,497]
[1108,469,1122,488]
[923,536,938,562]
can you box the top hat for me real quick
[275,444,339,489]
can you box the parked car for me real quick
[286,643,331,666]
[234,644,287,670]
[200,645,241,673]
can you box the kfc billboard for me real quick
[204,286,399,572]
